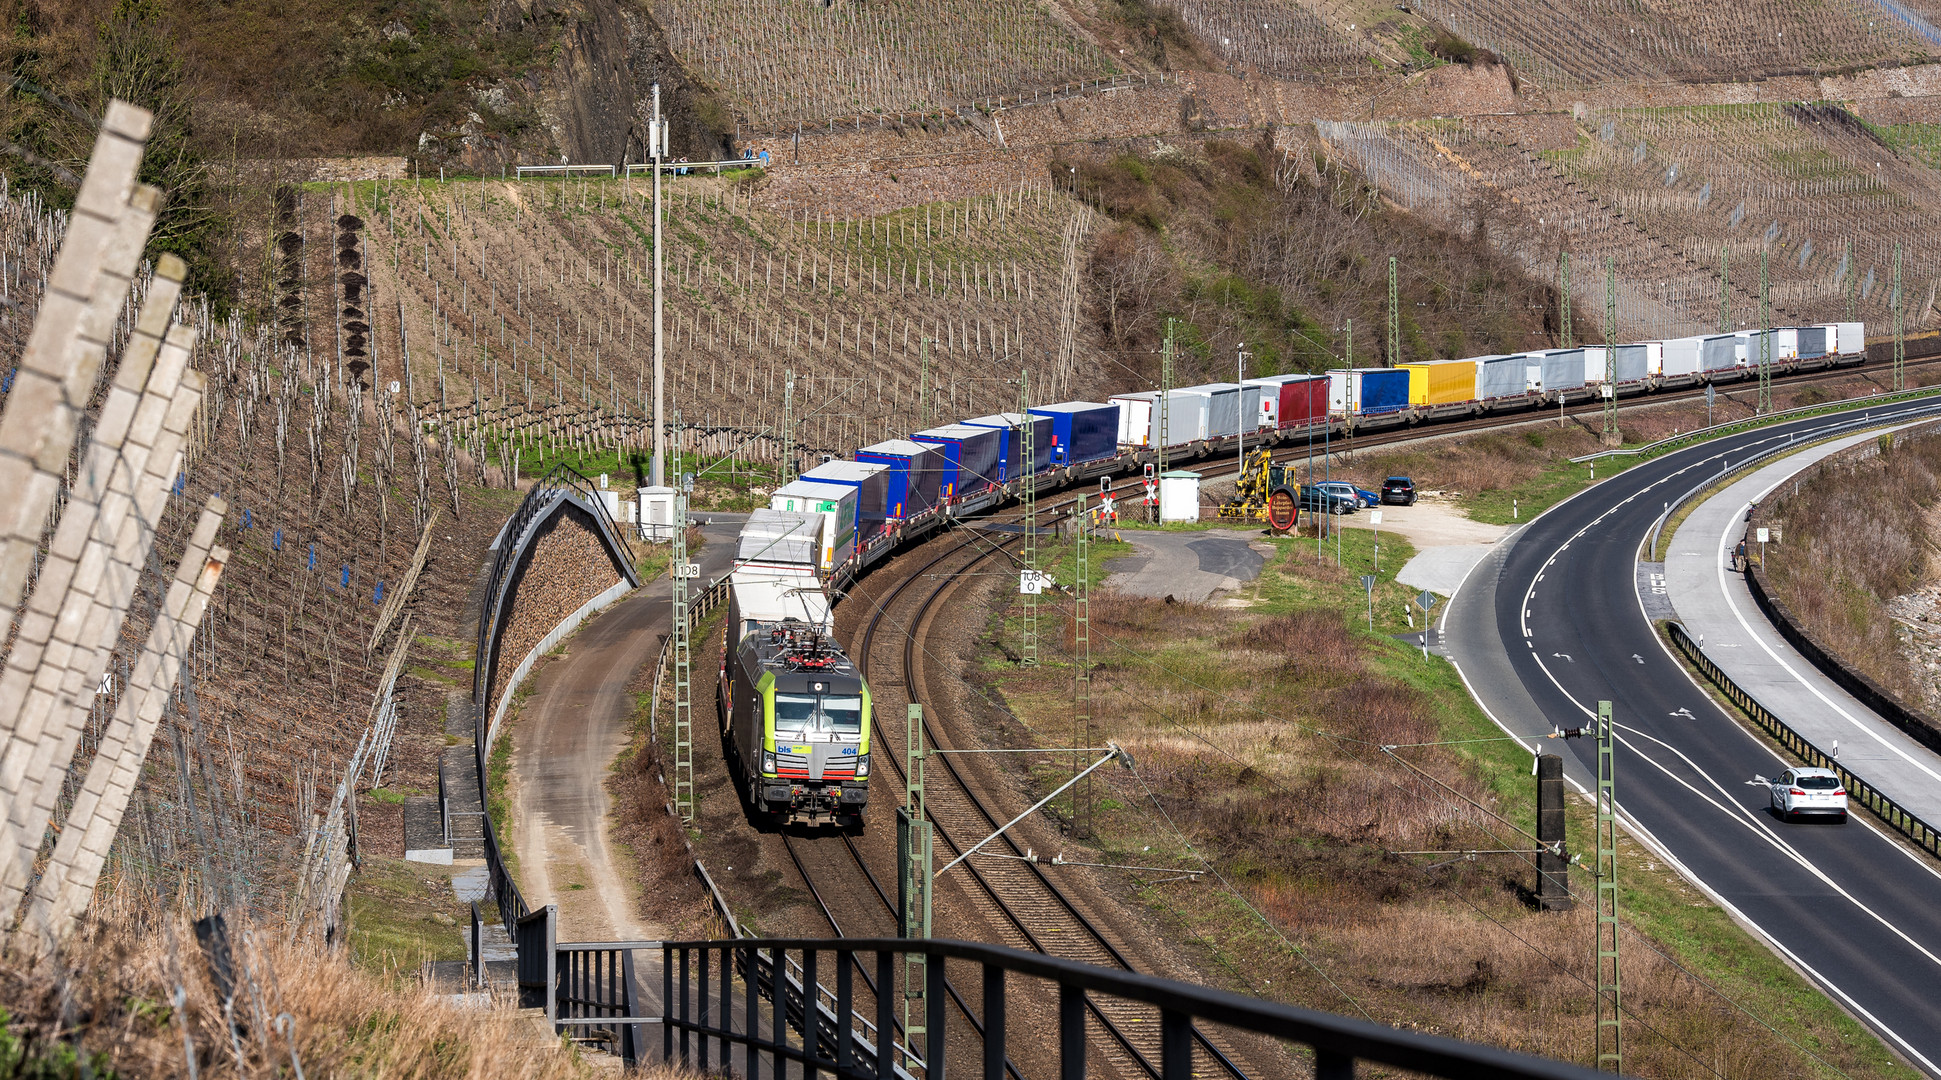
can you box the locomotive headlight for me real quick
[854,754,870,778]
[762,750,777,776]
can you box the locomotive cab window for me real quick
[775,693,864,735]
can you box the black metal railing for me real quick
[1668,621,1941,859]
[552,940,653,1063]
[660,937,1609,1080]
[469,464,638,944]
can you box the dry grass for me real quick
[977,533,1914,1075]
[1063,137,1562,380]
[0,915,604,1079]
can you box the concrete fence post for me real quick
[0,99,239,948]
[0,252,187,915]
[25,498,228,948]
[0,101,152,642]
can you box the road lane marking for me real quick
[1616,722,1941,974]
[1708,489,1941,790]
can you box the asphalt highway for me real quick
[1445,394,1941,1075]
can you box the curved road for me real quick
[1446,394,1941,1075]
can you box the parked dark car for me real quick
[1380,476,1417,506]
[1299,487,1359,515]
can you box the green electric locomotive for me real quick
[719,609,872,827]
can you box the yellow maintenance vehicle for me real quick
[1219,449,1302,533]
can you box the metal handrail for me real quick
[471,464,636,932]
[661,936,1610,1080]
[1666,622,1941,859]
[1572,377,1938,463]
[1641,400,1941,557]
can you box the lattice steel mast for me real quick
[1595,700,1621,1072]
[1758,249,1773,415]
[672,412,693,823]
[1560,251,1573,348]
[1387,255,1400,364]
[1603,257,1619,443]
[1020,368,1038,666]
[1073,495,1092,838]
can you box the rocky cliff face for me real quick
[529,0,638,167]
[413,0,733,173]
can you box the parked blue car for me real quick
[1313,481,1380,508]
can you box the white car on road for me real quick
[1767,767,1848,823]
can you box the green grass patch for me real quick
[487,718,517,880]
[346,858,466,975]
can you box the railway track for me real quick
[777,528,1260,1080]
[735,347,1941,1079]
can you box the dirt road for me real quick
[505,515,743,940]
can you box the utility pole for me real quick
[1236,341,1248,472]
[1559,251,1573,349]
[1157,321,1173,522]
[672,414,693,824]
[650,84,667,487]
[1844,238,1858,321]
[782,368,796,484]
[899,704,932,1039]
[1758,248,1773,415]
[1603,257,1619,445]
[1894,242,1906,392]
[1595,699,1622,1073]
[1718,245,1730,334]
[1073,495,1092,839]
[918,338,931,428]
[1387,255,1400,365]
[1020,368,1038,667]
[1536,754,1571,911]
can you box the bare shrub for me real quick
[1237,608,1363,675]
[1315,679,1438,747]
[0,915,609,1079]
[1766,430,1941,700]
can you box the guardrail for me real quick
[514,164,619,178]
[1573,376,1941,464]
[1666,621,1941,860]
[661,936,1608,1080]
[1640,399,1941,557]
[552,939,653,1063]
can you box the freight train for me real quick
[719,526,872,827]
[717,321,1866,829]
